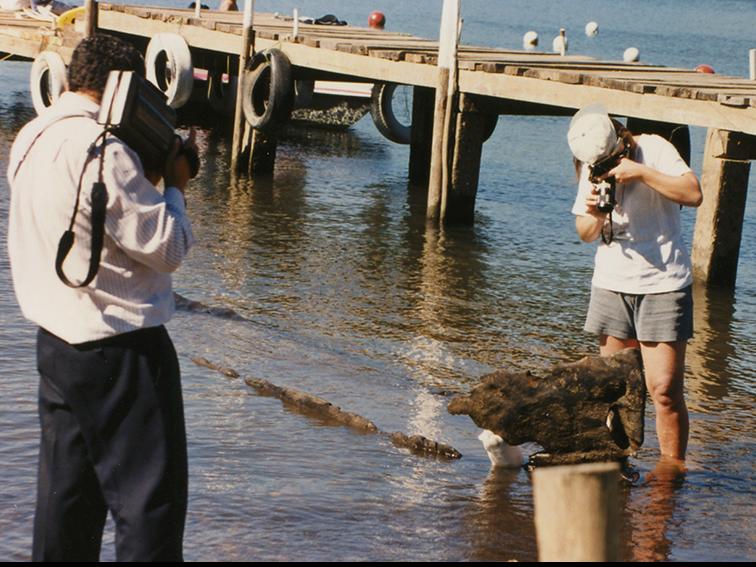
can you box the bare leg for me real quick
[639,341,689,461]
[599,334,639,357]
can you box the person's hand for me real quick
[163,137,192,192]
[144,168,162,186]
[608,157,645,184]
[584,186,605,219]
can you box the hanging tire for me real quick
[241,48,294,133]
[206,68,237,117]
[370,83,498,145]
[370,82,411,145]
[30,51,67,115]
[145,33,194,109]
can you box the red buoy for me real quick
[695,64,715,74]
[368,11,386,29]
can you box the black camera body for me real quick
[588,147,628,214]
[98,70,199,177]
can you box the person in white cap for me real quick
[568,104,702,464]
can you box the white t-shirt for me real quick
[571,134,694,294]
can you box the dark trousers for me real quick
[33,326,187,562]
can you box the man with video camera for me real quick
[568,104,702,465]
[7,34,195,561]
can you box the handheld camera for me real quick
[587,145,629,213]
[97,70,199,177]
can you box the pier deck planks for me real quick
[1,3,755,133]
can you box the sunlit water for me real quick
[1,0,754,561]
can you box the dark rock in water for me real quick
[388,432,462,460]
[447,348,645,465]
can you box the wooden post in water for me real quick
[426,0,460,223]
[84,0,97,38]
[533,462,620,562]
[692,129,754,288]
[231,0,255,173]
[444,94,495,224]
[409,86,435,186]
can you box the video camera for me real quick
[98,70,199,177]
[587,145,628,213]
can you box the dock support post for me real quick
[231,0,255,173]
[692,129,753,288]
[426,0,460,223]
[442,94,494,224]
[533,462,620,562]
[409,86,435,186]
[84,0,97,38]
[240,125,276,175]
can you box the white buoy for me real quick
[623,47,640,62]
[585,21,598,37]
[523,30,539,49]
[552,28,567,55]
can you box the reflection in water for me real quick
[687,282,739,409]
[626,459,687,562]
[465,468,535,562]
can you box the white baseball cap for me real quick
[567,104,620,164]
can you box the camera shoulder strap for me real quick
[55,130,110,289]
[12,112,111,289]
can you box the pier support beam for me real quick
[442,95,496,224]
[239,123,276,175]
[84,0,98,37]
[692,129,754,288]
[408,86,434,186]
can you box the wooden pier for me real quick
[0,2,754,287]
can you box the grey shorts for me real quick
[584,285,693,342]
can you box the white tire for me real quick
[145,33,194,108]
[30,51,67,115]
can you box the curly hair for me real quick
[67,34,145,98]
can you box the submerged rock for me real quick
[448,348,645,466]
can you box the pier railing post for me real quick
[692,129,754,288]
[231,0,255,173]
[426,0,460,223]
[532,462,620,562]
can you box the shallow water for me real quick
[1,0,754,561]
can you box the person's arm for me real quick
[103,140,195,273]
[575,185,606,242]
[608,158,702,207]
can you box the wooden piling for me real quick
[426,0,460,223]
[230,0,255,173]
[444,94,492,224]
[692,129,754,288]
[532,462,620,562]
[84,0,97,38]
[244,127,277,174]
[408,86,435,186]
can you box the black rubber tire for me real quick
[370,82,498,145]
[370,82,411,145]
[241,49,294,132]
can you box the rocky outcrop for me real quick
[448,349,646,466]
